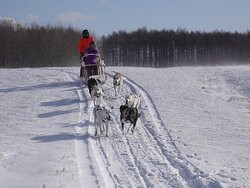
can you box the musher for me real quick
[78,29,95,77]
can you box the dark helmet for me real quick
[82,29,89,38]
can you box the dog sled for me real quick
[80,54,107,85]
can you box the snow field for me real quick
[0,65,249,187]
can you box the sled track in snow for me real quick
[66,72,115,188]
[121,74,222,188]
[105,73,186,188]
[66,72,149,188]
[65,69,221,188]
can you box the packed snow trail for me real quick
[66,73,100,188]
[65,69,222,187]
[66,72,115,188]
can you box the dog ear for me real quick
[126,93,132,98]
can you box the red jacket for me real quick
[78,36,94,54]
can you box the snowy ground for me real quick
[0,65,249,188]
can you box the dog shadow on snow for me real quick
[31,132,96,143]
[31,120,97,143]
[40,98,80,107]
[38,108,78,118]
[0,81,76,93]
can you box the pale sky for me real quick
[1,0,250,36]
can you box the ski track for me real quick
[65,69,222,188]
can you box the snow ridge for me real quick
[122,75,222,188]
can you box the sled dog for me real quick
[125,93,141,109]
[94,105,111,137]
[87,77,100,96]
[113,72,123,96]
[91,84,104,106]
[120,105,139,134]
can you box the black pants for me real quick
[80,67,84,77]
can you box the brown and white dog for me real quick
[125,93,141,109]
[113,72,123,96]
[91,84,104,107]
[94,105,111,137]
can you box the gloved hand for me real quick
[80,52,84,61]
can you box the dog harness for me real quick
[94,106,111,123]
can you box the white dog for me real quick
[91,84,104,107]
[113,72,123,96]
[125,93,141,109]
[94,105,111,137]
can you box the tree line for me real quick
[0,21,80,68]
[1,21,250,68]
[101,28,250,67]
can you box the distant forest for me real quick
[102,28,250,67]
[0,21,250,68]
[0,22,80,68]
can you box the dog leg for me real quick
[101,123,106,134]
[118,80,123,95]
[105,122,109,137]
[114,86,118,96]
[118,85,121,95]
[136,100,140,109]
[127,123,133,133]
[131,122,137,134]
[131,125,135,134]
[95,125,98,136]
[121,122,124,135]
[100,124,103,134]
[94,110,98,136]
